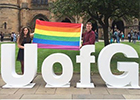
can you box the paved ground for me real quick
[0,74,140,99]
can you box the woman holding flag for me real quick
[17,27,34,74]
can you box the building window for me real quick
[32,0,48,5]
[32,0,37,4]
[3,22,7,29]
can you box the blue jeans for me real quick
[116,37,120,43]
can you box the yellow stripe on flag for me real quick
[35,29,81,37]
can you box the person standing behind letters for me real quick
[11,32,14,41]
[82,22,95,46]
[13,32,17,42]
[17,27,34,74]
[1,32,4,41]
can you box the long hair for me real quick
[19,27,31,44]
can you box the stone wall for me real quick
[0,0,18,5]
[0,0,19,34]
[0,8,19,33]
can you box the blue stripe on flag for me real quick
[33,38,80,46]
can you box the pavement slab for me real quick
[0,94,23,99]
[70,74,80,87]
[35,85,56,94]
[0,88,19,95]
[72,94,125,99]
[107,88,130,94]
[33,75,46,85]
[91,74,106,87]
[55,88,90,95]
[21,94,72,99]
[127,89,140,94]
[14,84,39,95]
[123,94,140,99]
[89,87,109,94]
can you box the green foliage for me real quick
[50,0,139,19]
[50,0,139,46]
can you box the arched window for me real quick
[32,0,37,4]
[61,18,71,23]
[32,0,48,5]
[112,20,124,32]
[3,22,7,29]
[30,14,49,32]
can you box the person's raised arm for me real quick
[30,33,34,38]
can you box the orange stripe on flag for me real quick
[36,24,81,32]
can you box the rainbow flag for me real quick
[33,20,83,50]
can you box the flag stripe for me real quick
[33,38,80,46]
[33,20,82,50]
[35,29,80,37]
[36,20,81,28]
[36,43,80,50]
[36,24,81,32]
[34,33,80,42]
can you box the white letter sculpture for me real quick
[76,45,95,88]
[1,44,37,88]
[98,43,139,88]
[42,53,73,88]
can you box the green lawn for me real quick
[0,41,140,74]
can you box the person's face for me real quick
[86,24,92,32]
[24,28,28,35]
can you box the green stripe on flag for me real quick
[34,33,80,42]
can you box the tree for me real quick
[50,0,139,46]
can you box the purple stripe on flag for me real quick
[34,43,80,51]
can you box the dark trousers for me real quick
[20,61,24,74]
[128,37,131,42]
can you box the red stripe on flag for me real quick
[36,20,81,28]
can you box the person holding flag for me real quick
[17,27,34,74]
[82,22,95,46]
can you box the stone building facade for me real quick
[0,0,139,38]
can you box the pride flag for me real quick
[33,20,83,50]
